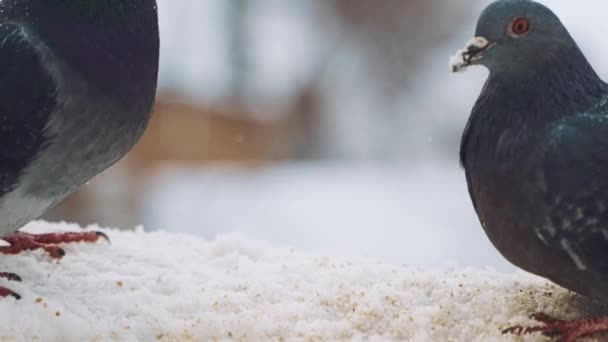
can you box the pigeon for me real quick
[453,0,608,340]
[0,1,159,299]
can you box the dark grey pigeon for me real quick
[0,1,159,299]
[454,0,608,340]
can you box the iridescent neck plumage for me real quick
[460,45,608,168]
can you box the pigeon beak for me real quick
[450,37,497,73]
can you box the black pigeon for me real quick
[0,1,159,298]
[454,0,608,340]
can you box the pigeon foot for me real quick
[0,272,21,282]
[0,272,22,300]
[0,286,20,300]
[0,232,108,301]
[503,312,608,342]
[0,231,109,259]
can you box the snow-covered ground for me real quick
[0,221,602,341]
[141,161,514,271]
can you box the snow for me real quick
[140,161,514,271]
[0,221,602,341]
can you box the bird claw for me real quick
[503,312,608,342]
[0,273,21,300]
[529,312,563,325]
[95,231,111,244]
[0,230,110,301]
[0,230,109,259]
[502,324,554,336]
[0,287,20,300]
[0,272,22,282]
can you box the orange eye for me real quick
[511,17,530,36]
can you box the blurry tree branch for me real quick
[226,0,248,103]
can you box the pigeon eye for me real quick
[510,17,530,36]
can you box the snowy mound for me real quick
[0,222,604,341]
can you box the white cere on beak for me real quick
[450,37,490,73]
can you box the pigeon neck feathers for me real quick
[461,43,608,168]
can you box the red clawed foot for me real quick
[0,287,20,300]
[503,312,608,342]
[0,272,21,282]
[0,231,108,301]
[0,231,110,259]
[0,272,22,300]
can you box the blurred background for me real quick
[43,0,608,270]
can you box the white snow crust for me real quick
[0,221,603,341]
[141,163,511,271]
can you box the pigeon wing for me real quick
[0,23,58,197]
[535,109,608,272]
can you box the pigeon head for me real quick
[452,0,579,76]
